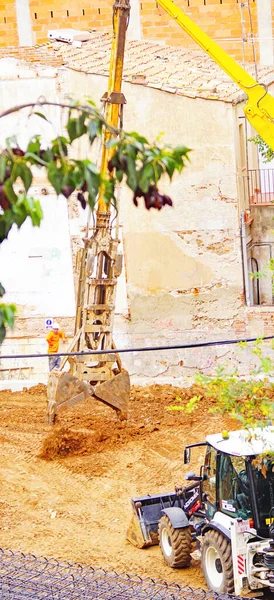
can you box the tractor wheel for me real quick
[158,514,192,568]
[201,530,234,594]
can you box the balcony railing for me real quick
[243,169,274,206]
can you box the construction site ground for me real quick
[0,382,243,590]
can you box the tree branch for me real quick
[0,100,118,136]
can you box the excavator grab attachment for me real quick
[94,369,129,420]
[47,368,129,424]
[46,0,131,426]
[47,371,93,424]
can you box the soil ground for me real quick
[0,383,240,590]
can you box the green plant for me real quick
[0,99,191,342]
[248,135,274,163]
[168,341,274,430]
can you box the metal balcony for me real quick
[243,169,274,206]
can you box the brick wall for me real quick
[0,0,261,62]
[0,44,63,65]
[0,0,18,47]
[29,0,113,44]
[141,0,259,62]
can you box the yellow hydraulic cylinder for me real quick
[157,0,274,151]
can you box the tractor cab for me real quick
[127,427,274,596]
[192,429,274,538]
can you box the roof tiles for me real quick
[47,31,274,104]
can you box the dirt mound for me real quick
[40,427,89,459]
[0,381,245,589]
[24,384,47,396]
[40,420,162,460]
[39,383,218,460]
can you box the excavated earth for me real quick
[0,382,243,589]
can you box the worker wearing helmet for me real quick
[46,322,67,371]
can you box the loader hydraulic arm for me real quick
[157,0,274,151]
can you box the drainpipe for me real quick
[240,211,251,306]
[15,0,33,46]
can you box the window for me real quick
[203,445,217,518]
[219,454,251,520]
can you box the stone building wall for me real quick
[1,60,274,386]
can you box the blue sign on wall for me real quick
[45,318,53,329]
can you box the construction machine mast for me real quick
[157,0,274,152]
[47,0,131,423]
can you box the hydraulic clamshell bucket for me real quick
[47,369,129,424]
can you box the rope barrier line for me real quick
[0,335,273,360]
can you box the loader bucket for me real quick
[126,492,180,548]
[47,371,93,424]
[94,369,129,421]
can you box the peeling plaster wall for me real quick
[0,66,252,384]
[66,70,249,381]
[0,68,77,380]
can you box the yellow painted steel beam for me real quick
[97,0,130,213]
[157,0,274,151]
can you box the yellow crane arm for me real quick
[157,0,274,151]
[98,0,129,213]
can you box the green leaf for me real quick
[0,324,5,344]
[128,131,148,145]
[27,135,41,155]
[116,169,123,182]
[47,162,65,195]
[17,163,33,192]
[67,114,87,142]
[2,304,16,328]
[70,165,85,189]
[161,156,176,179]
[0,283,5,297]
[27,198,43,227]
[34,111,49,121]
[103,179,115,204]
[24,152,48,166]
[6,135,18,152]
[4,179,17,203]
[84,161,99,175]
[88,119,102,144]
[84,165,99,205]
[0,303,16,343]
[52,136,68,158]
[67,119,78,142]
[125,156,137,191]
[138,163,154,192]
[0,154,8,183]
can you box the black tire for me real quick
[201,530,234,594]
[158,514,192,568]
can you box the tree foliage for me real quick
[0,99,191,343]
[249,135,274,163]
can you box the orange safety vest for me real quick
[46,330,65,354]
